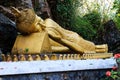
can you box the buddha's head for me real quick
[11,7,45,34]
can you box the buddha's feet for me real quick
[95,44,108,53]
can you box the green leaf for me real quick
[25,48,29,53]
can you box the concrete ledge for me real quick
[0,58,117,75]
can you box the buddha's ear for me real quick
[10,7,21,17]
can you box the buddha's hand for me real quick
[48,32,61,40]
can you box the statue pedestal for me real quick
[12,31,51,54]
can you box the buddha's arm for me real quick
[48,33,84,54]
[59,38,85,54]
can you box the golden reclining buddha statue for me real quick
[11,7,108,54]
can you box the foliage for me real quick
[113,0,120,14]
[54,0,78,28]
[83,11,101,29]
[53,0,120,41]
[53,0,101,41]
[114,14,120,30]
[69,10,102,40]
[113,0,120,30]
[104,70,120,80]
[83,11,102,40]
[102,54,120,80]
[70,16,97,40]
